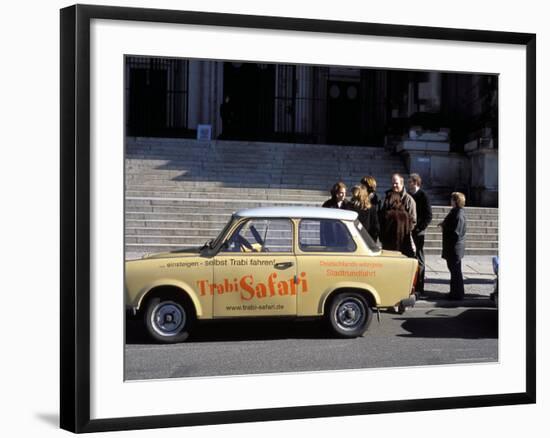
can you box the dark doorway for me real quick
[222,62,275,141]
[128,68,168,137]
[126,57,190,138]
[327,81,361,146]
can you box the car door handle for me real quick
[274,262,294,270]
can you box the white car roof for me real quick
[234,206,358,221]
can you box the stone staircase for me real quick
[424,206,498,256]
[125,138,498,258]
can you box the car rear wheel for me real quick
[145,298,193,343]
[328,292,372,338]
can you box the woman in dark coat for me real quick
[380,192,414,256]
[439,192,467,300]
[348,185,380,242]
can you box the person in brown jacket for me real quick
[381,173,416,257]
[380,192,414,256]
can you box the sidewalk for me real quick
[416,255,497,308]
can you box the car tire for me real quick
[145,298,194,343]
[327,292,372,338]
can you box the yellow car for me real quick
[126,207,418,343]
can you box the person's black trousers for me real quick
[446,257,465,299]
[412,232,425,293]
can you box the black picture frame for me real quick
[60,4,536,433]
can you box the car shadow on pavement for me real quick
[126,318,334,344]
[395,308,498,339]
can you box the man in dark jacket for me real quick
[408,173,433,297]
[439,192,467,300]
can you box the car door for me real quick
[296,218,359,316]
[212,218,298,317]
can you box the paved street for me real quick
[419,254,495,306]
[125,255,497,380]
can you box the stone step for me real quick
[125,190,330,201]
[125,167,404,178]
[126,184,328,196]
[425,232,498,243]
[424,247,497,256]
[125,199,498,223]
[125,197,321,208]
[424,240,498,249]
[127,140,401,156]
[124,220,279,229]
[125,158,405,168]
[123,208,498,224]
[426,219,498,227]
[123,186,492,213]
[430,213,498,220]
[126,157,403,167]
[126,160,405,174]
[425,226,497,234]
[125,162,404,171]
[127,142,404,154]
[430,206,497,213]
[126,227,223,237]
[125,175,397,186]
[126,235,294,244]
[126,212,231,222]
[122,183,494,202]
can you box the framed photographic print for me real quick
[60,4,536,433]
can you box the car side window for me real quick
[299,219,356,252]
[224,219,293,253]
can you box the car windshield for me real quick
[210,215,237,249]
[354,219,381,252]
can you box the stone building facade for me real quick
[125,56,498,206]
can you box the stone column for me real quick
[468,148,498,207]
[417,72,441,113]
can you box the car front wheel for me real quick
[328,292,372,338]
[145,298,193,343]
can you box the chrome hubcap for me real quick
[151,302,186,336]
[336,298,365,330]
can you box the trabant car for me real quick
[126,207,418,343]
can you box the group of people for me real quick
[322,173,467,300]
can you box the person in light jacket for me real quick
[439,192,467,300]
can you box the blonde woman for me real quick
[360,175,381,214]
[349,185,380,242]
